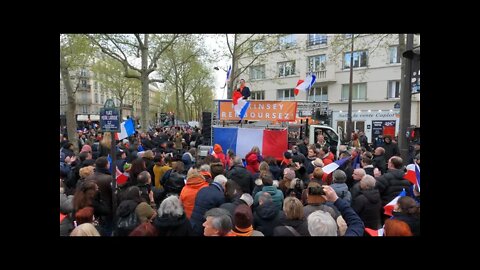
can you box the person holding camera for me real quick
[303,182,338,220]
[307,185,364,236]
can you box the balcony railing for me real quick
[309,70,326,79]
[307,68,336,83]
[77,84,91,91]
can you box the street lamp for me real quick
[346,34,355,143]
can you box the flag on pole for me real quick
[118,118,135,140]
[232,90,250,119]
[226,65,231,83]
[351,154,361,169]
[321,157,350,174]
[404,163,420,192]
[294,73,316,96]
[383,189,406,216]
[115,167,129,185]
[365,227,384,236]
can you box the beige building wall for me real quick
[237,34,420,141]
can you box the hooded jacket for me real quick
[253,201,283,236]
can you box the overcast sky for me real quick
[204,34,232,100]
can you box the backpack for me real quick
[116,211,139,236]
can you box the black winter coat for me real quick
[253,201,284,236]
[226,165,254,194]
[376,169,412,206]
[352,189,382,229]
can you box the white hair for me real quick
[307,210,338,236]
[213,174,228,186]
[158,195,184,217]
[199,164,211,172]
[360,175,376,190]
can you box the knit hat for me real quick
[283,168,295,180]
[135,202,156,223]
[80,144,92,153]
[214,144,223,154]
[284,151,292,159]
[60,193,74,214]
[240,193,254,207]
[311,158,324,168]
[234,204,253,229]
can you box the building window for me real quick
[389,46,401,64]
[308,86,328,102]
[277,89,295,100]
[308,55,327,72]
[250,65,265,80]
[252,40,265,55]
[278,61,295,77]
[94,81,98,90]
[344,34,353,38]
[95,93,98,103]
[279,34,296,49]
[81,80,87,87]
[308,34,327,46]
[387,80,401,99]
[341,83,367,101]
[344,50,368,69]
[251,91,265,100]
[82,105,88,114]
[101,94,105,104]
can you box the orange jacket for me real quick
[180,176,209,219]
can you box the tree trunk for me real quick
[140,35,149,132]
[60,53,79,154]
[182,90,188,122]
[227,34,238,99]
[175,85,180,126]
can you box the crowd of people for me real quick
[60,125,420,237]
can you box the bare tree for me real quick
[85,34,180,131]
[60,34,95,153]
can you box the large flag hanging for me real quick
[383,189,406,216]
[213,127,288,160]
[321,157,350,174]
[404,163,420,192]
[294,73,316,96]
[232,90,250,119]
[118,118,135,140]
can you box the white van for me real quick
[309,125,341,157]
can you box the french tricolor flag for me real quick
[365,227,384,237]
[384,189,406,217]
[321,157,350,174]
[115,167,129,185]
[213,127,288,160]
[118,118,135,140]
[232,90,250,119]
[294,73,316,96]
[404,163,420,192]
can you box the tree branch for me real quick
[149,79,165,84]
[134,33,144,48]
[149,34,180,73]
[226,34,234,56]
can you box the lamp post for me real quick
[346,34,355,143]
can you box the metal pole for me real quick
[346,34,354,143]
[399,34,414,164]
[110,131,117,227]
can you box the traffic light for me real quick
[403,47,420,94]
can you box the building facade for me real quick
[237,34,420,143]
[60,67,147,127]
